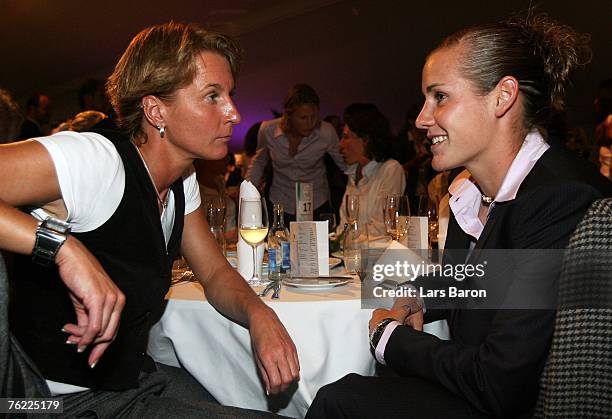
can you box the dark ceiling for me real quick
[0,0,321,96]
[1,0,609,137]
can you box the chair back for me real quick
[534,198,612,417]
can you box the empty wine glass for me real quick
[346,194,360,222]
[206,196,227,255]
[384,195,410,242]
[343,220,369,280]
[239,197,269,286]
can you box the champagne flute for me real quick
[418,196,439,249]
[384,195,410,242]
[239,197,269,286]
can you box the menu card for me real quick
[289,221,329,277]
[406,216,428,249]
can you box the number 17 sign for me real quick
[295,182,313,221]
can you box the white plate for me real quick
[283,277,351,290]
[329,257,342,269]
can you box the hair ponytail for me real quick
[435,13,591,133]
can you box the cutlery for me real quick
[258,282,276,297]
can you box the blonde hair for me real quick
[106,21,241,143]
[70,110,107,132]
[280,83,320,133]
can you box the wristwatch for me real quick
[369,317,396,351]
[32,217,71,267]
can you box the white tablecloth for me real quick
[147,275,447,418]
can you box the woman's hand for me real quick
[392,296,424,331]
[369,296,424,334]
[55,236,125,368]
[248,305,300,395]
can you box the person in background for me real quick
[0,88,22,143]
[77,79,113,115]
[18,93,51,139]
[593,79,612,178]
[69,110,107,133]
[241,122,261,178]
[246,83,346,223]
[323,114,348,221]
[194,157,238,242]
[308,14,610,418]
[1,22,298,417]
[337,103,405,238]
[323,114,342,138]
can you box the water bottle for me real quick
[268,204,290,279]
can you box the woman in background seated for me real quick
[337,103,405,238]
[309,14,610,419]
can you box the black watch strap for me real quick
[369,318,396,350]
[32,217,71,267]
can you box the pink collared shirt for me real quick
[448,131,550,240]
[374,131,549,364]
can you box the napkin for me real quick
[373,240,429,283]
[237,180,265,280]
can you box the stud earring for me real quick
[157,125,166,138]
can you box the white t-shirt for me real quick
[34,131,201,243]
[33,131,201,395]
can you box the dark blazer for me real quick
[384,144,612,418]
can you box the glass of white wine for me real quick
[384,195,410,242]
[239,197,269,286]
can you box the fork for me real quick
[258,282,276,297]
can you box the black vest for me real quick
[10,127,184,390]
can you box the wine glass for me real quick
[418,196,439,249]
[239,197,269,286]
[343,220,369,281]
[346,194,360,222]
[206,196,227,255]
[384,195,410,242]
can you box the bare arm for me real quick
[0,140,125,368]
[181,206,300,394]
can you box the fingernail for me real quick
[61,328,67,333]
[90,361,97,369]
[265,389,269,396]
[65,339,76,345]
[77,346,86,353]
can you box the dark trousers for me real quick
[62,363,278,418]
[306,373,488,419]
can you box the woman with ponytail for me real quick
[308,14,611,419]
